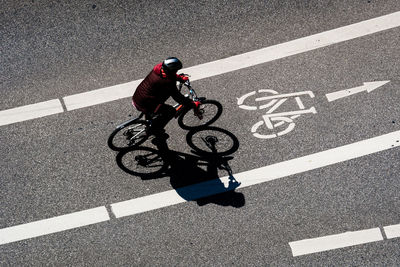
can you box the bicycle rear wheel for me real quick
[178,99,222,130]
[107,120,149,151]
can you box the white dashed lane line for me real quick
[0,99,63,127]
[384,224,400,239]
[0,207,109,245]
[289,223,400,257]
[289,228,384,257]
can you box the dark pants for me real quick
[146,104,176,135]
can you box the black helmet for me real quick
[162,57,182,73]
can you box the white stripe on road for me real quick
[233,129,400,188]
[112,129,400,218]
[289,228,383,257]
[63,80,143,111]
[62,11,400,111]
[1,130,399,245]
[0,207,109,245]
[1,12,400,125]
[182,12,400,81]
[111,177,236,218]
[384,224,400,239]
[0,99,63,126]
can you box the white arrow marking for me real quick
[326,81,390,102]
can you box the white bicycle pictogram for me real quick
[237,89,317,139]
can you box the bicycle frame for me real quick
[174,80,205,116]
[108,77,222,151]
[130,80,204,123]
[178,80,199,100]
[116,112,145,129]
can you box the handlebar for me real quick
[178,80,191,90]
[178,77,198,99]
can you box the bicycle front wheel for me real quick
[107,120,149,151]
[178,99,222,130]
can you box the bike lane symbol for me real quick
[237,89,317,139]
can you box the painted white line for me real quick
[295,97,305,110]
[383,224,400,239]
[112,130,400,218]
[0,207,109,245]
[237,129,399,187]
[183,12,400,81]
[0,99,63,126]
[62,12,400,111]
[63,80,142,111]
[111,177,235,218]
[265,98,287,114]
[289,228,383,257]
[1,130,399,245]
[255,91,315,102]
[1,12,400,126]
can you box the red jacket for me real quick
[132,62,191,113]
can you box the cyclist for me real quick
[132,57,201,141]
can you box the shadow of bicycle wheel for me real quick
[116,146,169,179]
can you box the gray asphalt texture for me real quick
[1,0,400,266]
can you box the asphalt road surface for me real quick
[1,0,400,265]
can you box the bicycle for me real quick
[108,78,223,151]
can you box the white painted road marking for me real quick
[111,178,237,218]
[289,228,384,257]
[63,80,143,111]
[255,91,315,102]
[0,130,399,245]
[1,12,400,126]
[238,89,316,139]
[0,207,109,245]
[326,80,390,102]
[60,11,400,111]
[384,224,400,239]
[113,129,399,217]
[0,99,64,127]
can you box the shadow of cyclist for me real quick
[153,127,244,207]
[116,127,245,208]
[163,151,244,207]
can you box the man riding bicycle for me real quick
[132,57,201,141]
